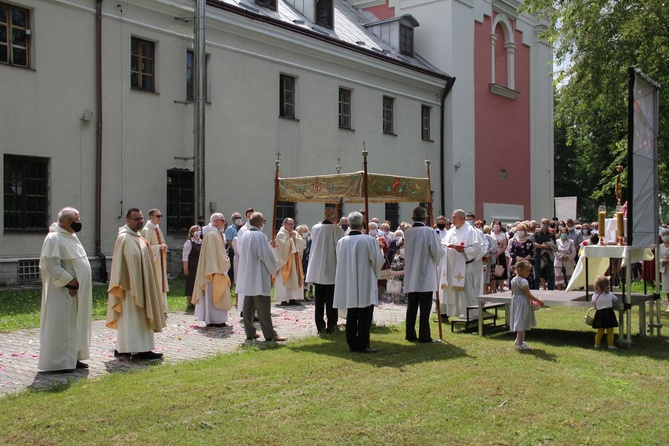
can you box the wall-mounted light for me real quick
[80,110,94,121]
[454,161,462,169]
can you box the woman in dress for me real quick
[182,224,202,312]
[383,238,407,304]
[659,228,669,311]
[490,220,508,293]
[509,223,535,283]
[554,227,576,290]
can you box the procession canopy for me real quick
[277,171,431,204]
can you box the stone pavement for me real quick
[0,302,407,397]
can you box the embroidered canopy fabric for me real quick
[276,171,431,204]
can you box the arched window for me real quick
[490,14,518,99]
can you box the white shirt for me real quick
[235,227,277,296]
[403,223,445,293]
[305,221,344,285]
[333,232,384,309]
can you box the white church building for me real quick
[0,0,552,283]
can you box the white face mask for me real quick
[218,227,226,234]
[662,235,669,243]
[369,229,378,237]
[399,248,405,256]
[301,233,309,240]
[516,230,526,238]
[493,225,500,231]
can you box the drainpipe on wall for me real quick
[440,76,456,216]
[194,0,206,219]
[96,0,108,282]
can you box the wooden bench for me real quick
[450,303,507,333]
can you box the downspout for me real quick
[440,76,456,216]
[96,0,108,282]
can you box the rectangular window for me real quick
[280,74,296,119]
[275,201,296,233]
[0,2,30,68]
[385,203,399,231]
[166,169,194,234]
[419,201,430,221]
[315,0,333,29]
[399,25,413,56]
[382,96,394,134]
[186,50,209,101]
[339,88,351,129]
[255,0,277,10]
[421,105,431,140]
[17,259,40,281]
[4,154,49,232]
[131,37,155,92]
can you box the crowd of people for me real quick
[36,205,669,372]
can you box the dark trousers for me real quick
[346,305,374,352]
[534,257,555,290]
[227,250,235,284]
[242,295,276,341]
[314,283,338,333]
[406,292,433,342]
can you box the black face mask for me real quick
[437,224,446,230]
[71,221,83,233]
[340,224,349,231]
[198,220,205,226]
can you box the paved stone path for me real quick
[0,302,407,397]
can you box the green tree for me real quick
[522,0,668,221]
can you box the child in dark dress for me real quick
[592,275,619,349]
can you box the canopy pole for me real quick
[427,158,443,340]
[271,151,281,241]
[362,143,369,231]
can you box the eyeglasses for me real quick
[154,215,163,218]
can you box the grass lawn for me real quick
[0,281,668,445]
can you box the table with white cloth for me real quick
[476,290,655,341]
[566,245,654,294]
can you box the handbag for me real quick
[584,307,595,326]
[386,278,402,294]
[493,264,504,277]
[584,294,599,326]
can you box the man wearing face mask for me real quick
[403,206,445,343]
[434,215,450,242]
[339,216,349,234]
[533,218,556,290]
[225,212,243,284]
[107,208,166,361]
[38,207,93,373]
[192,213,232,327]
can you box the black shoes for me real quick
[114,350,131,359]
[350,347,378,353]
[132,351,163,361]
[206,323,229,328]
[76,361,89,369]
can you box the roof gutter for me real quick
[440,76,456,216]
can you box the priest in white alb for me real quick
[274,217,306,306]
[140,208,169,312]
[192,213,232,327]
[106,208,166,361]
[439,209,482,318]
[38,207,92,373]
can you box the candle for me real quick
[598,211,606,244]
[616,212,624,243]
